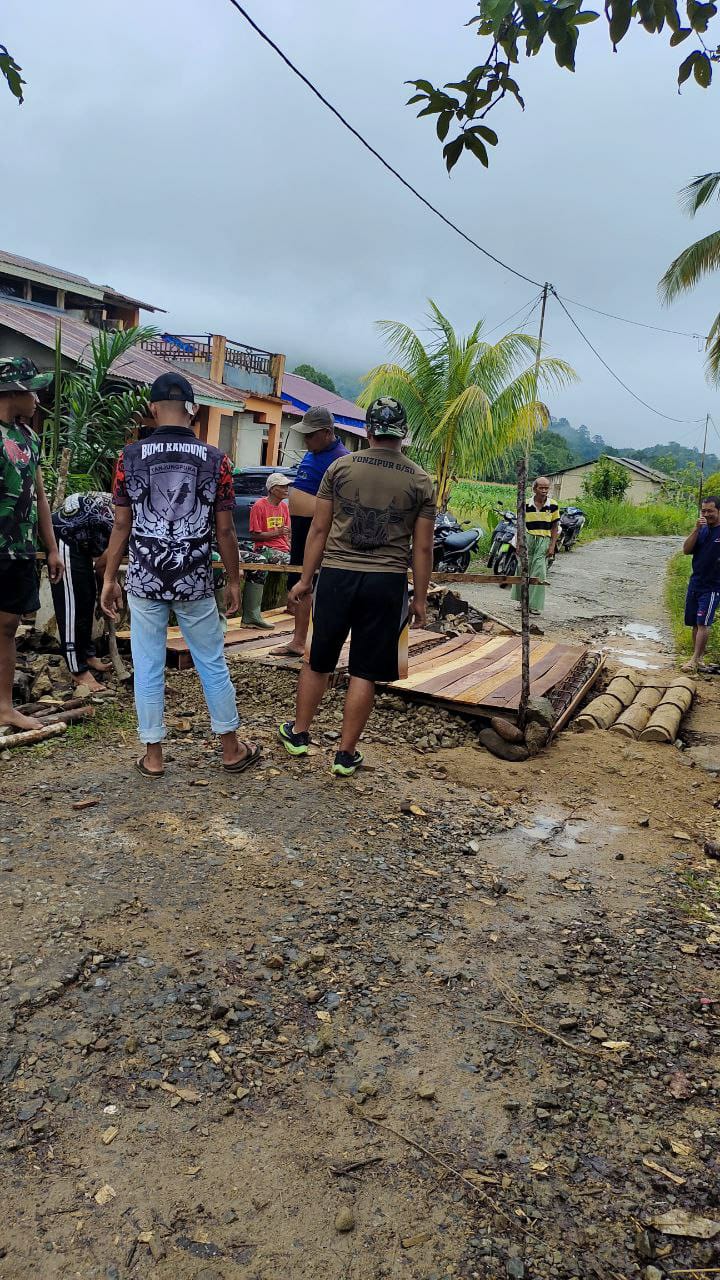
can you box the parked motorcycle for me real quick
[433,512,482,573]
[487,507,518,577]
[557,505,586,552]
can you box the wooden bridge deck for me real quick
[151,609,591,722]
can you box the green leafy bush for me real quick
[582,457,631,501]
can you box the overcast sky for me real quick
[2,0,717,449]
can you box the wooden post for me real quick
[269,351,286,399]
[209,334,227,384]
[518,282,550,731]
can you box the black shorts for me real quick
[309,567,409,683]
[287,515,313,590]
[0,558,40,616]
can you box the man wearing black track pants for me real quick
[50,491,114,691]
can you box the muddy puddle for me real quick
[602,619,670,670]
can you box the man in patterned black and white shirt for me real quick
[101,372,260,780]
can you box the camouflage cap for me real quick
[0,355,54,394]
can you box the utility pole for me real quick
[517,282,550,731]
[698,412,710,511]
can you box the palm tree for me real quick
[43,323,158,500]
[660,171,720,382]
[358,302,575,509]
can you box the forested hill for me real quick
[551,418,719,476]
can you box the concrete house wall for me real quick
[549,463,664,506]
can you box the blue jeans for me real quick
[128,594,240,744]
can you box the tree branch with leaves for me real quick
[408,1,719,171]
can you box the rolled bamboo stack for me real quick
[575,668,645,732]
[610,684,665,737]
[639,676,696,744]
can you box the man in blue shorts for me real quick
[682,495,720,672]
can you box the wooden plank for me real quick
[397,635,510,690]
[476,644,583,709]
[453,642,559,706]
[521,648,585,701]
[400,633,482,673]
[417,640,523,698]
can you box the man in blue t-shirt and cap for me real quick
[270,406,348,658]
[682,494,720,672]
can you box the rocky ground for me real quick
[1,638,719,1280]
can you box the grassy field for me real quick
[578,498,692,542]
[449,480,515,525]
[665,550,720,662]
[447,481,692,545]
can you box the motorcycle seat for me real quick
[442,530,479,552]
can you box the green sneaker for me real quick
[331,749,364,777]
[278,721,309,757]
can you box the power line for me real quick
[226,2,710,346]
[551,291,704,426]
[226,0,542,288]
[556,294,708,342]
[484,291,543,338]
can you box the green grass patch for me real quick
[665,550,720,662]
[449,480,516,528]
[578,498,692,543]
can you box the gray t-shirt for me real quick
[317,447,436,574]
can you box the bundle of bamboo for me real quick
[575,668,645,732]
[639,676,696,744]
[575,669,696,743]
[610,684,665,738]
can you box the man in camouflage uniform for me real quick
[0,356,64,731]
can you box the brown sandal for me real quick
[135,755,165,779]
[223,741,262,773]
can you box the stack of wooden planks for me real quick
[575,669,696,742]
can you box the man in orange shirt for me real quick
[240,473,291,628]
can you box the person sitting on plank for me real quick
[239,472,292,629]
[0,356,64,731]
[278,397,435,777]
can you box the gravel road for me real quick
[464,535,681,644]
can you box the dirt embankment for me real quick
[1,650,719,1280]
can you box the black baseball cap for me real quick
[149,371,196,403]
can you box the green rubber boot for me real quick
[242,580,274,629]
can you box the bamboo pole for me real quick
[0,722,67,750]
[518,282,550,732]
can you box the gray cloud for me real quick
[2,0,715,449]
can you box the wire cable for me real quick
[226,0,542,288]
[551,290,704,426]
[556,294,708,342]
[483,291,543,338]
[226,1,713,347]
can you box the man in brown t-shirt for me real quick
[278,397,436,776]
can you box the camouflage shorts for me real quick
[239,546,290,584]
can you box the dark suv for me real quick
[232,465,296,541]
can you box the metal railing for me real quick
[140,333,274,378]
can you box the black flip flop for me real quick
[135,755,165,779]
[223,741,262,773]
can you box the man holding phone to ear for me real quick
[682,495,720,673]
